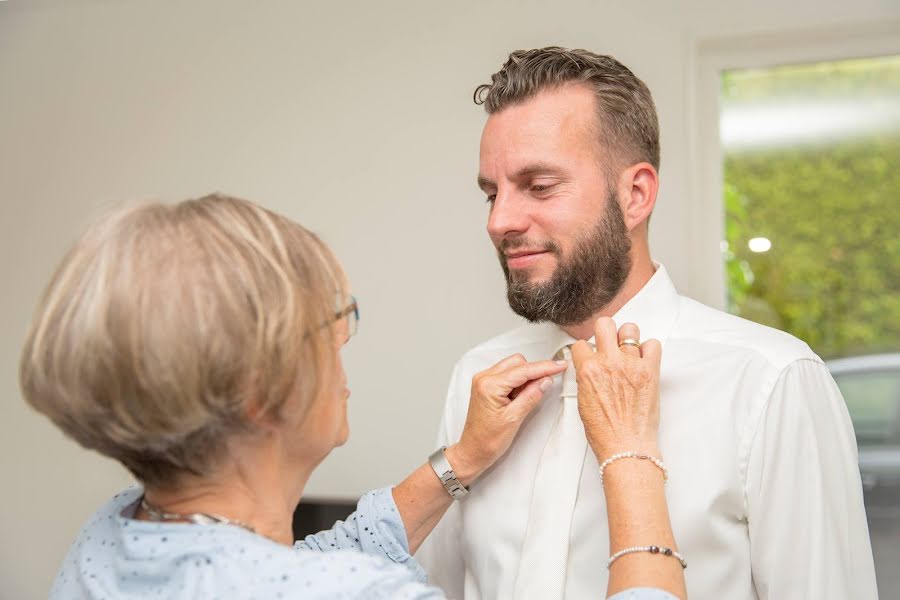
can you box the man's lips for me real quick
[504,250,550,269]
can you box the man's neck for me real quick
[560,255,656,341]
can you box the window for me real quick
[720,55,900,360]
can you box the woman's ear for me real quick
[242,373,280,430]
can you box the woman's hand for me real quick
[571,318,662,462]
[452,354,568,479]
[393,354,565,554]
[572,319,685,599]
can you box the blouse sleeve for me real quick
[295,486,426,582]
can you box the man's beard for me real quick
[499,189,632,326]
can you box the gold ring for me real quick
[618,338,641,349]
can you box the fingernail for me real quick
[555,360,568,366]
[539,378,552,391]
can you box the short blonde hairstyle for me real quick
[19,194,346,487]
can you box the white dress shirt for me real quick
[416,264,877,600]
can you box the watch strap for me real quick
[428,446,469,500]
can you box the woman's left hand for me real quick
[451,354,568,480]
[571,318,663,462]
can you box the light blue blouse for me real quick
[50,486,677,599]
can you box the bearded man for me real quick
[415,47,877,600]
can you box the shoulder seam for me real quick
[667,331,820,371]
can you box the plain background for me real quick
[1,1,898,597]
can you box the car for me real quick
[828,352,900,599]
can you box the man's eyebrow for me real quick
[477,163,567,191]
[477,175,495,192]
[513,163,567,180]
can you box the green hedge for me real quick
[721,57,900,359]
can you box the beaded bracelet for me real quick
[598,452,668,487]
[608,545,687,570]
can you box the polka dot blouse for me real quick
[50,486,441,599]
[49,486,677,599]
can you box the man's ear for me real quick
[618,162,658,232]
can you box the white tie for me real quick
[512,345,589,599]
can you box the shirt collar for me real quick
[547,262,680,353]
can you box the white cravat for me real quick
[512,345,589,600]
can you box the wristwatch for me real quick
[429,446,469,500]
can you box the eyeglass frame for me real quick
[335,295,359,337]
[302,295,359,340]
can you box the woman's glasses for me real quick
[335,296,359,337]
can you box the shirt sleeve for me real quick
[744,358,878,599]
[296,486,427,582]
[415,361,467,599]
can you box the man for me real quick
[416,47,877,599]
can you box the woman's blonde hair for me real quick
[19,194,346,487]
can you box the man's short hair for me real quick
[475,46,660,174]
[19,194,346,488]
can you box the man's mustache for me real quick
[497,237,560,257]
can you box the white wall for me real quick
[1,1,897,597]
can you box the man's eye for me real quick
[485,194,496,204]
[531,184,554,194]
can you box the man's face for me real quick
[478,84,632,325]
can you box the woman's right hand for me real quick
[571,317,663,462]
[451,354,568,480]
[393,354,566,555]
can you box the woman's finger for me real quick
[617,322,642,357]
[483,353,527,376]
[640,338,662,368]
[499,359,567,391]
[570,340,594,370]
[505,377,553,421]
[593,317,619,355]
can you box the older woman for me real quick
[20,194,685,599]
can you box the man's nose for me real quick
[487,190,530,244]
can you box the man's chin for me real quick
[508,271,553,289]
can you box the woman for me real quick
[20,193,685,599]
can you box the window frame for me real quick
[686,22,900,311]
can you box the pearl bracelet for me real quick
[598,452,668,487]
[608,545,687,570]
